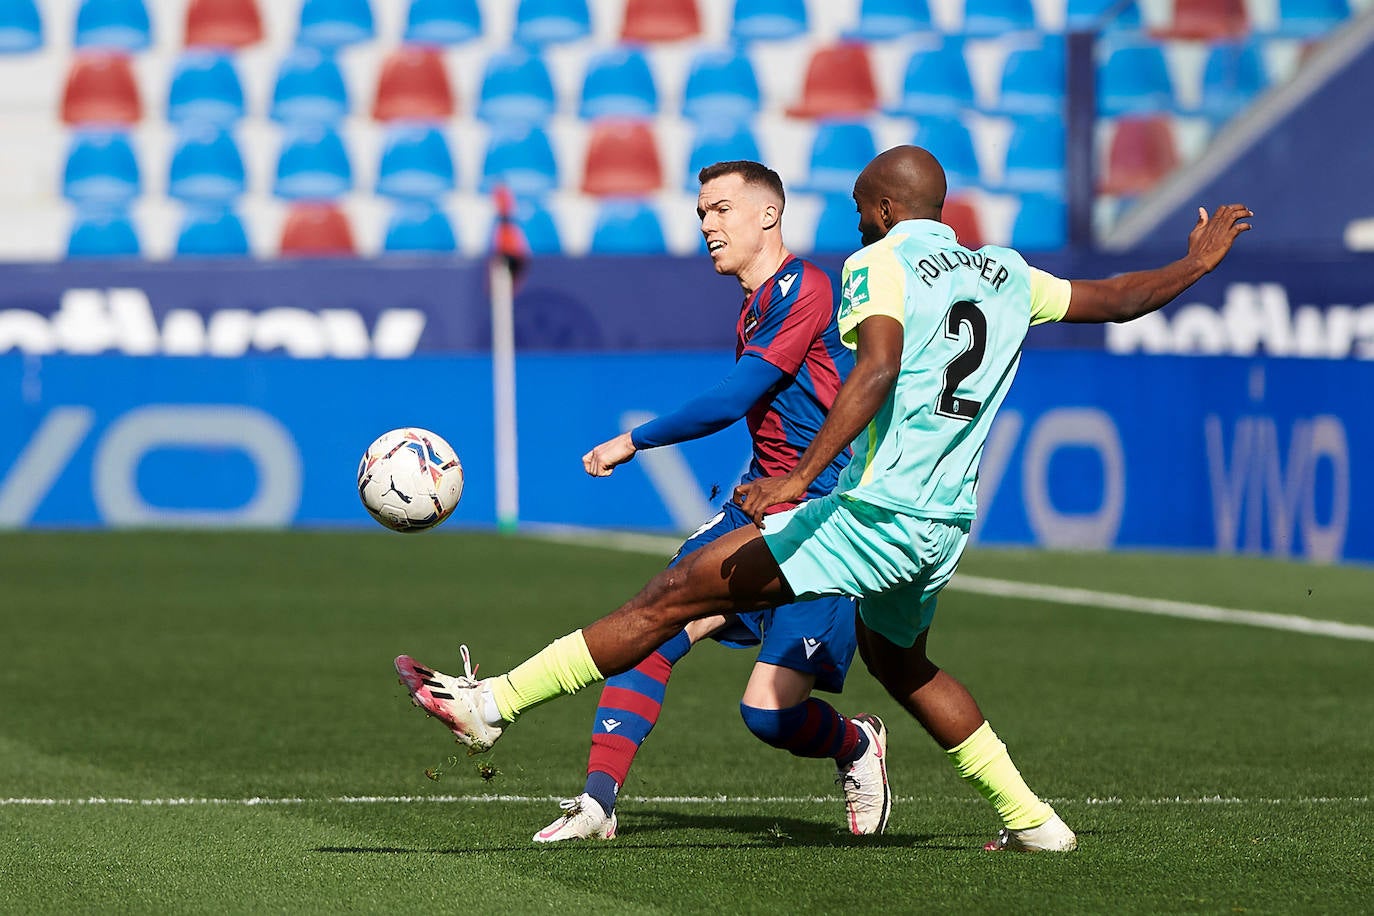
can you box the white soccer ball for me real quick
[357,428,464,532]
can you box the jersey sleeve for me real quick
[741,268,831,376]
[1028,267,1072,326]
[837,247,907,349]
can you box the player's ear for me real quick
[761,202,780,231]
[879,197,894,230]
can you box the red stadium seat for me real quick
[621,0,701,42]
[61,52,141,125]
[581,120,663,196]
[185,0,264,48]
[1153,0,1248,39]
[279,202,356,257]
[1099,115,1180,196]
[943,196,983,248]
[372,46,456,122]
[786,43,879,119]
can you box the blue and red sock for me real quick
[739,698,870,765]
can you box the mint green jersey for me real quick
[835,219,1070,519]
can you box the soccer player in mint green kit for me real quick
[396,146,1254,851]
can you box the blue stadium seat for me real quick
[513,0,591,46]
[847,0,934,39]
[805,121,877,194]
[176,206,250,256]
[168,126,246,203]
[167,52,244,127]
[912,116,981,189]
[0,0,43,53]
[732,0,807,41]
[1066,0,1142,30]
[999,116,1065,196]
[375,125,455,201]
[1273,0,1350,36]
[274,125,352,200]
[297,0,374,49]
[1197,40,1269,120]
[681,48,760,124]
[590,199,665,254]
[68,208,140,257]
[383,203,457,253]
[404,0,481,45]
[961,0,1037,34]
[271,46,349,125]
[481,125,558,195]
[477,46,555,124]
[685,122,761,190]
[994,36,1064,117]
[888,39,975,118]
[515,196,561,254]
[812,193,860,253]
[74,0,150,51]
[579,46,658,120]
[1097,40,1176,116]
[63,130,140,205]
[1010,193,1066,250]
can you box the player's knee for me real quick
[739,703,791,748]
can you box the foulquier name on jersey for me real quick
[911,250,1010,292]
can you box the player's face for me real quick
[853,182,888,248]
[698,174,771,277]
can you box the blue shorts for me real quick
[671,501,858,694]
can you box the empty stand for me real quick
[482,125,559,194]
[1099,114,1179,195]
[1154,0,1249,40]
[685,122,761,189]
[1010,193,1066,250]
[372,46,455,122]
[962,0,1038,35]
[812,193,860,253]
[621,0,700,42]
[176,206,249,256]
[375,125,456,200]
[404,0,482,46]
[1197,40,1269,120]
[477,46,555,124]
[888,39,975,118]
[184,0,263,50]
[383,203,457,253]
[74,0,150,52]
[786,43,878,119]
[942,196,983,248]
[806,121,877,194]
[297,0,375,49]
[279,202,355,256]
[580,46,658,120]
[995,36,1064,117]
[0,0,42,53]
[167,52,245,127]
[681,48,760,124]
[1000,116,1066,195]
[912,116,981,189]
[590,199,665,254]
[1273,0,1351,36]
[847,0,934,40]
[68,208,140,257]
[1096,40,1176,116]
[732,0,808,41]
[513,0,591,46]
[581,121,663,196]
[274,125,352,200]
[63,130,140,204]
[62,52,142,125]
[271,46,349,124]
[1066,0,1142,30]
[168,126,246,203]
[515,196,562,254]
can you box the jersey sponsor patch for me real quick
[843,267,870,310]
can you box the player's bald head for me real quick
[852,146,946,246]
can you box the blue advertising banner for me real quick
[1,352,1369,563]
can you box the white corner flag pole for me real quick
[490,253,519,532]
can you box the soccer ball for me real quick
[357,428,464,532]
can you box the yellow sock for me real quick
[487,630,603,723]
[947,721,1054,831]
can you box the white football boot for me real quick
[836,713,891,835]
[394,646,504,754]
[533,794,618,843]
[985,813,1078,852]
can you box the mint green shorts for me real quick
[761,494,971,648]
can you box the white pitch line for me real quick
[527,528,1374,643]
[0,795,1366,807]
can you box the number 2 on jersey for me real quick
[936,300,986,421]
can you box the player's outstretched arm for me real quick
[1061,204,1253,324]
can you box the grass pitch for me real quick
[1,532,1371,914]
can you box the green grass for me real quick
[1,532,1371,914]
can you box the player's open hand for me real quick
[583,432,637,477]
[734,474,807,527]
[1188,203,1253,272]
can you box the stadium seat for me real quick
[590,199,666,254]
[482,125,559,194]
[383,203,457,253]
[621,0,700,42]
[176,206,250,256]
[513,196,561,254]
[167,52,244,127]
[271,46,349,125]
[274,125,352,200]
[168,125,246,203]
[786,44,878,119]
[1010,193,1066,250]
[812,193,860,253]
[805,121,877,194]
[372,46,455,122]
[0,0,42,53]
[942,195,983,248]
[184,0,263,49]
[913,116,981,189]
[580,46,658,120]
[994,36,1064,117]
[74,0,150,52]
[685,122,761,189]
[1154,0,1248,39]
[1197,40,1269,120]
[404,0,481,46]
[67,208,140,258]
[581,121,663,196]
[887,39,974,118]
[63,130,140,205]
[999,116,1065,195]
[297,0,374,49]
[513,0,591,46]
[279,202,355,256]
[681,48,760,124]
[1273,0,1350,37]
[1066,0,1142,30]
[62,52,141,125]
[961,0,1038,34]
[847,0,934,40]
[1096,40,1176,116]
[732,0,807,41]
[1099,114,1179,196]
[476,46,555,124]
[375,124,455,200]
